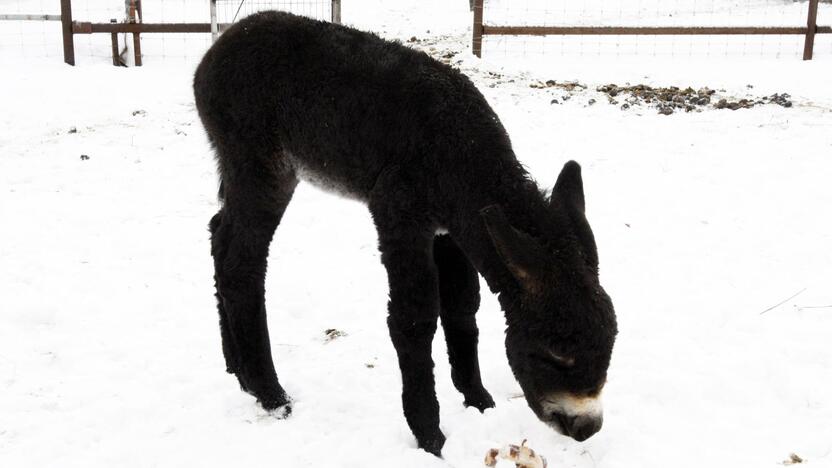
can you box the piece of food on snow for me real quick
[484,440,547,468]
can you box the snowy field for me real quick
[2,0,832,467]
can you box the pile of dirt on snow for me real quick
[597,84,715,114]
[530,80,587,92]
[594,83,793,114]
[532,80,794,115]
[403,33,797,116]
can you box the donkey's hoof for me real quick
[260,395,292,418]
[266,402,292,419]
[463,389,495,412]
[418,431,446,457]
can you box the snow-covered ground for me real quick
[2,1,832,467]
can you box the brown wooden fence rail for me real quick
[472,0,831,60]
[58,0,341,66]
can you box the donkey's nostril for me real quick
[551,412,602,441]
[552,413,575,436]
[570,415,603,442]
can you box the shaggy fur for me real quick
[194,11,617,456]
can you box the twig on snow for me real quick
[232,0,247,22]
[581,449,598,468]
[759,288,807,315]
[796,304,832,311]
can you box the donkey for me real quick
[194,11,617,456]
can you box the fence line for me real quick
[472,0,831,59]
[0,14,61,21]
[4,1,831,63]
[1,0,340,66]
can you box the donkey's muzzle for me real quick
[540,391,604,441]
[552,412,603,442]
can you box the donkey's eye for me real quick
[532,351,575,369]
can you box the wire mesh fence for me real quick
[2,0,831,63]
[0,0,337,64]
[482,0,811,27]
[0,0,63,59]
[215,0,331,24]
[475,0,832,59]
[822,1,832,56]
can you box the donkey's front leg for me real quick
[434,234,495,412]
[384,248,444,455]
[372,213,444,454]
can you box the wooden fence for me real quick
[471,0,831,60]
[51,0,341,66]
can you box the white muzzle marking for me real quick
[541,392,603,419]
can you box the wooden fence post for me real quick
[60,0,75,65]
[803,0,819,60]
[472,0,483,57]
[110,17,120,66]
[331,0,341,24]
[128,0,142,66]
[210,0,219,42]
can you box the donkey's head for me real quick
[481,161,617,442]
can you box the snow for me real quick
[2,1,832,467]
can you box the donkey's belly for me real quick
[285,152,370,203]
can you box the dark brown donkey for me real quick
[194,11,617,456]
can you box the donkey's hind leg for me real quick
[210,150,298,413]
[433,234,495,412]
[210,210,241,376]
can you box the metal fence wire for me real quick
[216,0,332,24]
[0,0,339,64]
[472,0,832,59]
[2,0,831,63]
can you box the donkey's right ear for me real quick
[480,205,544,291]
[551,160,585,214]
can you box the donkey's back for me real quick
[194,11,511,205]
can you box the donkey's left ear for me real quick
[551,160,585,213]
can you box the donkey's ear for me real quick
[551,160,585,213]
[551,161,599,269]
[480,205,544,290]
